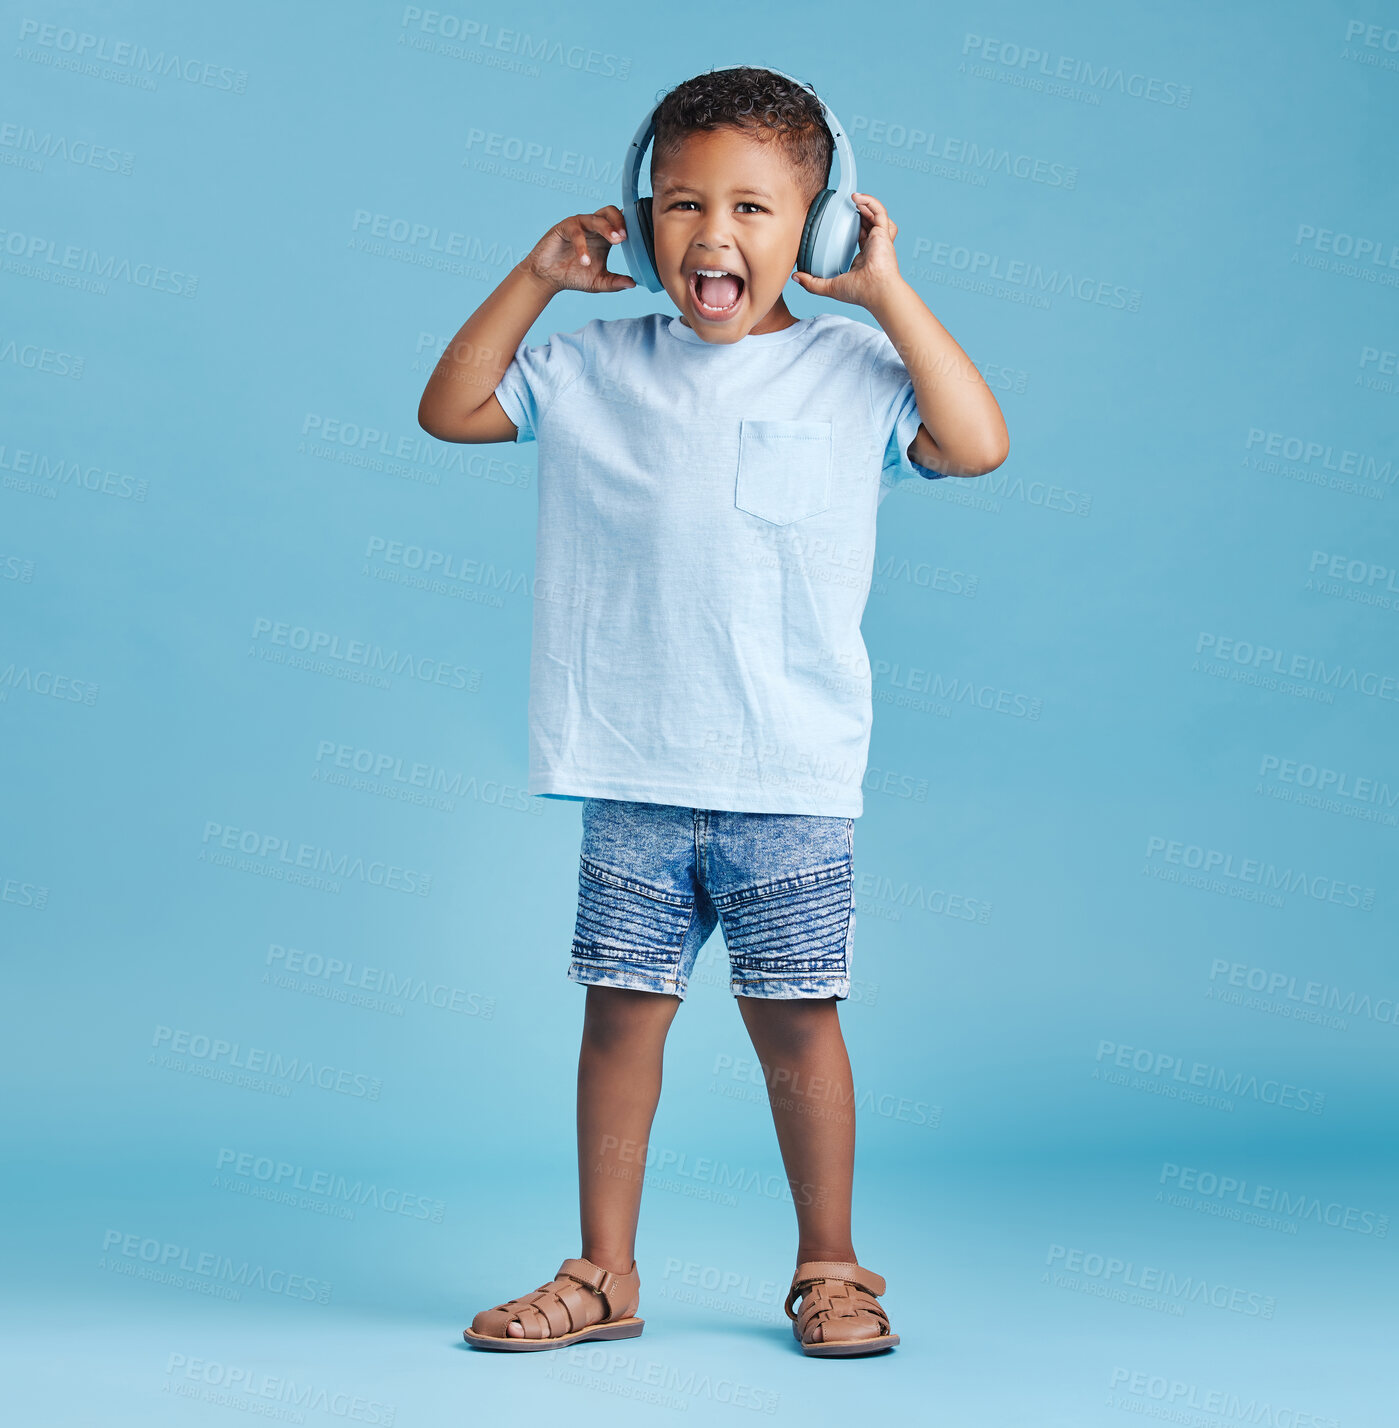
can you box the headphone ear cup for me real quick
[797,189,833,275]
[638,196,657,285]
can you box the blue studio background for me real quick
[3,1,1395,1423]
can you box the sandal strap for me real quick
[495,1281,583,1338]
[784,1261,887,1320]
[795,1281,891,1341]
[556,1257,632,1319]
[516,1296,567,1337]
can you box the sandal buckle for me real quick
[558,1257,619,1314]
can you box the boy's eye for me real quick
[668,200,765,214]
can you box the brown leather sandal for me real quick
[784,1260,899,1357]
[463,1257,643,1352]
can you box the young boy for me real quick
[418,66,1008,1357]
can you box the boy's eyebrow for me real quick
[655,179,775,199]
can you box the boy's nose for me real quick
[693,222,735,249]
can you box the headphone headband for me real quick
[618,64,860,294]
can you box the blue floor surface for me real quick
[3,1160,1386,1426]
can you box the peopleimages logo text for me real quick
[151,1026,382,1100]
[1094,1041,1325,1114]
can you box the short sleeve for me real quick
[866,330,947,488]
[493,322,589,445]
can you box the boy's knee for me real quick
[740,994,838,1045]
[582,986,680,1043]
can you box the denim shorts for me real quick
[568,798,855,1001]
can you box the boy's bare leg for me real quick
[577,986,681,1269]
[736,996,858,1263]
[495,984,678,1338]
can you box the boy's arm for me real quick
[791,191,1010,478]
[417,265,555,444]
[867,279,1010,478]
[417,204,635,444]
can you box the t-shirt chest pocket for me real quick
[734,419,833,526]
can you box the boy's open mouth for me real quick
[688,267,745,321]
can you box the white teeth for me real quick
[690,267,743,314]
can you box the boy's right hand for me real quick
[523,205,637,295]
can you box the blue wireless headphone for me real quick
[617,65,861,293]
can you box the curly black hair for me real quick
[650,65,834,205]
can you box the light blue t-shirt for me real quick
[494,310,947,817]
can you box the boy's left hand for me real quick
[791,192,903,307]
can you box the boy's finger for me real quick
[855,193,890,229]
[580,211,626,245]
[582,217,613,265]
